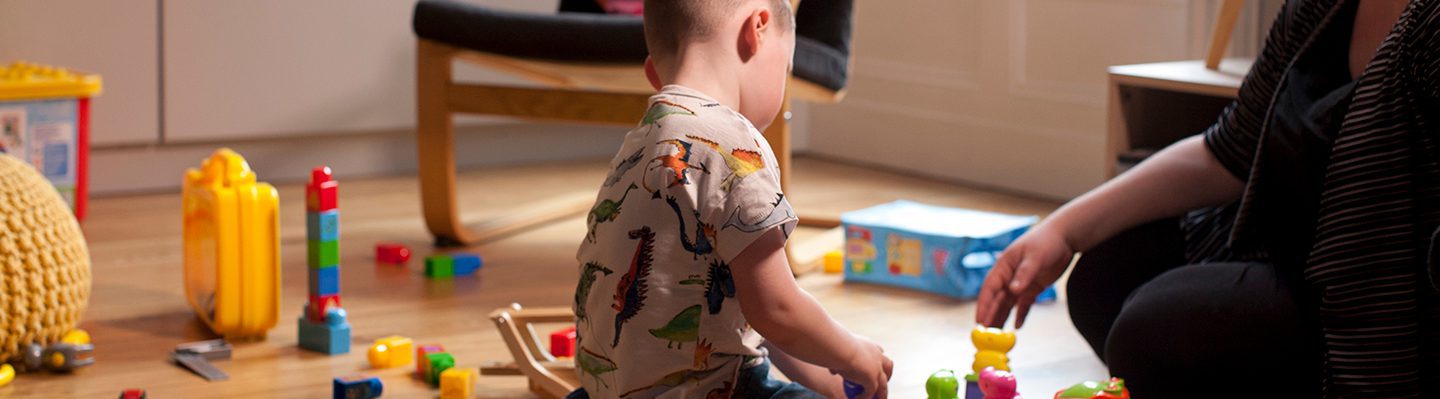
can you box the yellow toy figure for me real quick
[972,326,1016,374]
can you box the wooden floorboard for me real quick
[4,157,1103,398]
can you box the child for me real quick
[572,0,893,398]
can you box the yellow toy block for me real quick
[823,250,844,273]
[182,148,280,340]
[440,367,478,399]
[368,335,415,369]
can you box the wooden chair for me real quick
[411,0,855,260]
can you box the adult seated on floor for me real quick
[976,0,1439,397]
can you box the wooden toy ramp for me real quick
[483,305,579,399]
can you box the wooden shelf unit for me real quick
[1105,58,1252,177]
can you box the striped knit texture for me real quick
[1187,0,1439,396]
[0,154,91,363]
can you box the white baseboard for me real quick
[89,122,630,195]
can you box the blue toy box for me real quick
[841,201,1056,301]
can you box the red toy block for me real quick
[306,166,338,212]
[416,344,446,377]
[549,326,577,357]
[375,243,411,264]
[118,389,147,399]
[306,294,342,322]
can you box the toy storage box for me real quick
[842,201,1055,300]
[0,62,101,220]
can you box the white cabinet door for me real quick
[162,0,420,142]
[0,0,160,146]
[162,0,561,143]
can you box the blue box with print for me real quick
[841,201,1056,301]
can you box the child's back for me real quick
[572,0,891,397]
[574,84,796,398]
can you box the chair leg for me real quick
[416,40,476,246]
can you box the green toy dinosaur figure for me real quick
[648,305,702,349]
[587,183,638,242]
[574,262,614,325]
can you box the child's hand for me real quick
[975,223,1076,329]
[832,335,893,398]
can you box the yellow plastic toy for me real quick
[440,367,479,399]
[368,335,415,369]
[971,325,1016,374]
[823,250,844,273]
[60,329,90,345]
[0,364,13,387]
[182,148,280,340]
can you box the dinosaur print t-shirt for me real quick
[574,85,798,398]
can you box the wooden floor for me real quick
[3,157,1104,398]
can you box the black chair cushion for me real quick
[412,0,852,92]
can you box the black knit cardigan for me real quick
[1182,0,1440,396]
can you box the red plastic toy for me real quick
[118,389,147,399]
[549,326,577,357]
[416,344,446,377]
[375,243,412,264]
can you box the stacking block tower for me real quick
[298,166,352,355]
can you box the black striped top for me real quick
[1182,0,1440,396]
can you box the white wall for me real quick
[805,0,1262,200]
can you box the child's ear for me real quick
[738,7,772,62]
[644,56,663,91]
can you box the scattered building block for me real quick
[824,250,844,274]
[375,243,411,264]
[368,336,414,369]
[549,326,577,358]
[440,367,478,399]
[416,344,446,377]
[333,375,383,399]
[425,352,456,386]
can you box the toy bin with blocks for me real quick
[840,200,1056,300]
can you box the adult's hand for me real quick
[975,224,1076,329]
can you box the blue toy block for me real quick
[452,253,482,276]
[309,266,340,296]
[333,375,383,399]
[965,380,984,399]
[299,308,351,355]
[307,210,340,242]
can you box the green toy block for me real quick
[308,239,339,268]
[425,352,455,386]
[424,255,454,278]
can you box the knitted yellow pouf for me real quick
[0,154,91,363]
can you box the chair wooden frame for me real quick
[416,36,845,271]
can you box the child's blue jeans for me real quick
[564,358,824,398]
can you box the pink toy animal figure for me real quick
[979,367,1022,399]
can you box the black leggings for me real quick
[1066,219,1323,398]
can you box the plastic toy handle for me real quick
[844,379,865,399]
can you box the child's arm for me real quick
[764,341,844,398]
[732,227,894,398]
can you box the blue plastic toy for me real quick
[841,201,1057,301]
